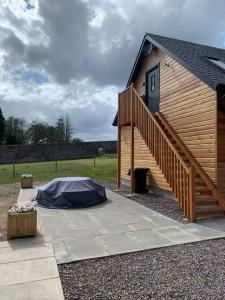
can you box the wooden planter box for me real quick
[7,211,37,240]
[21,174,33,188]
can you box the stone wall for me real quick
[0,141,117,164]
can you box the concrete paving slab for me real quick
[144,213,180,227]
[96,232,143,255]
[127,230,174,249]
[99,222,132,234]
[0,257,59,287]
[98,211,147,225]
[39,218,75,241]
[64,236,109,261]
[0,278,64,300]
[53,241,71,264]
[72,227,108,237]
[0,187,64,299]
[0,236,52,249]
[38,206,62,217]
[39,214,67,225]
[154,226,199,243]
[63,212,101,230]
[198,217,225,232]
[17,187,37,203]
[55,250,71,265]
[0,242,54,264]
[128,221,158,231]
[181,223,225,239]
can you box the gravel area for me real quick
[96,180,188,224]
[58,238,225,300]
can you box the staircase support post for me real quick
[189,167,196,222]
[130,85,135,194]
[117,125,121,189]
[117,93,121,189]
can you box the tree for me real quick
[2,113,74,145]
[46,126,58,144]
[55,116,65,143]
[55,114,73,143]
[26,121,49,144]
[65,114,72,143]
[4,116,27,144]
[71,137,83,144]
[0,107,5,142]
[0,108,4,142]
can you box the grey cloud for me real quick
[40,0,225,86]
[0,27,25,55]
[85,0,225,86]
[25,0,91,83]
[2,0,225,86]
[9,0,225,87]
[0,27,25,71]
[26,45,48,67]
[1,0,225,140]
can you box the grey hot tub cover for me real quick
[36,177,107,208]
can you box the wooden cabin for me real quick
[113,33,225,222]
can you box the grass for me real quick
[0,154,116,240]
[0,155,117,184]
[0,183,20,241]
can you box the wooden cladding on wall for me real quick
[133,48,217,184]
[120,126,171,191]
[135,48,165,96]
[217,110,225,195]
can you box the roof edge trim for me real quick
[128,33,217,90]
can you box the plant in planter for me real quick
[21,174,33,188]
[7,202,37,240]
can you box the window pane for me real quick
[151,75,155,91]
[207,58,225,71]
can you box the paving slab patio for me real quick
[0,238,64,300]
[16,186,225,264]
[0,278,64,300]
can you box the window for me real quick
[206,57,225,71]
[151,75,155,91]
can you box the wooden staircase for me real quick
[118,85,225,222]
[155,112,225,219]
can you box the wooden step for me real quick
[196,205,225,217]
[183,159,191,165]
[195,186,212,195]
[195,178,205,185]
[178,151,186,157]
[195,195,218,206]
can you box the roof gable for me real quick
[127,33,225,90]
[113,33,225,126]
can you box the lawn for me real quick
[0,183,20,241]
[0,155,116,240]
[0,154,117,184]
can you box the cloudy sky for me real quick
[0,0,225,140]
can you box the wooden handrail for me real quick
[156,112,225,210]
[118,85,195,221]
[133,89,190,172]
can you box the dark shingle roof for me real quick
[113,33,225,126]
[137,33,225,89]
